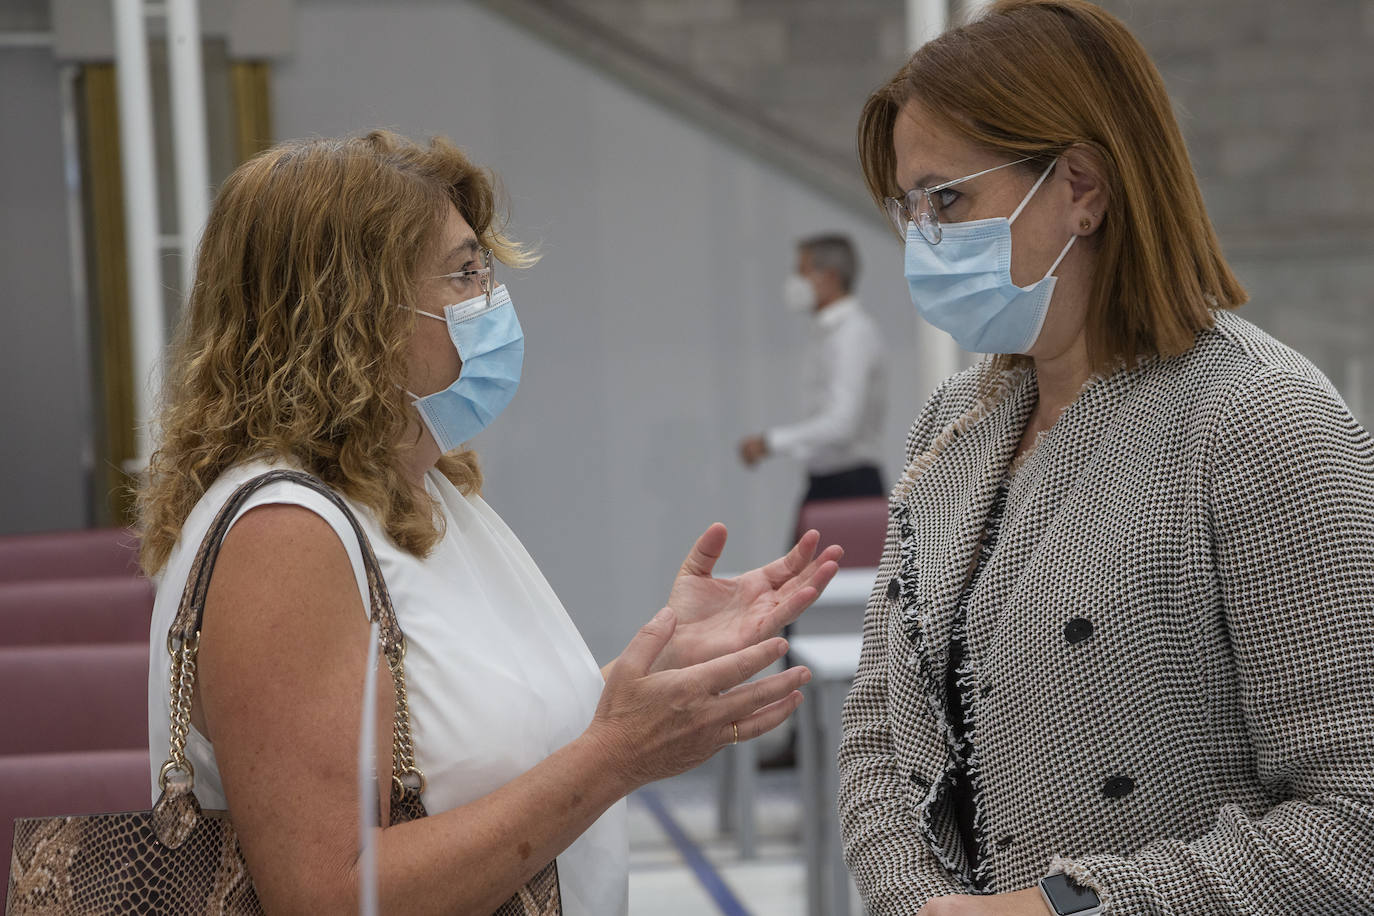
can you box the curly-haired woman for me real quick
[837,2,1374,914]
[139,130,841,915]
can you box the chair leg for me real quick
[717,748,735,834]
[731,741,758,859]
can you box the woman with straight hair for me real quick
[838,1,1374,913]
[136,130,842,914]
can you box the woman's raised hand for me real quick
[586,608,810,790]
[653,526,843,672]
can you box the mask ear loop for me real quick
[1005,157,1077,281]
[1042,234,1077,281]
[402,309,447,398]
[1007,158,1059,225]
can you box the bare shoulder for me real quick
[214,502,355,582]
[192,503,369,738]
[201,500,365,651]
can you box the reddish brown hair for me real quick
[859,0,1246,370]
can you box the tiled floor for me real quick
[627,762,808,915]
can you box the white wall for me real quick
[0,49,89,535]
[273,0,933,662]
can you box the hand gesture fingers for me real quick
[723,689,806,746]
[694,637,790,695]
[753,577,825,638]
[760,529,821,587]
[678,523,728,579]
[591,631,810,788]
[716,665,811,727]
[608,608,677,680]
[761,531,845,600]
[773,542,845,603]
[739,548,841,643]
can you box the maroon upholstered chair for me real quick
[0,643,149,756]
[0,578,155,647]
[0,749,151,888]
[796,497,889,568]
[0,527,141,584]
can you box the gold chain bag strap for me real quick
[6,469,560,915]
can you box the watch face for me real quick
[1041,874,1101,913]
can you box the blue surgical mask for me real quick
[407,283,523,452]
[903,160,1075,355]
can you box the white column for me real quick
[956,0,996,26]
[166,0,211,300]
[906,0,947,51]
[61,63,96,522]
[112,0,165,461]
[906,0,963,392]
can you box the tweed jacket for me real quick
[837,311,1374,914]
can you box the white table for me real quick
[791,633,864,916]
[716,568,875,860]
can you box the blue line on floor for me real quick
[635,787,753,916]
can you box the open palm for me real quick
[654,525,844,672]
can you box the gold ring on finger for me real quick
[732,721,739,745]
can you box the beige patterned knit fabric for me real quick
[837,311,1374,914]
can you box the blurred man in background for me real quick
[740,234,888,518]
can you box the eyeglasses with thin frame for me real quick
[884,157,1032,244]
[428,247,495,307]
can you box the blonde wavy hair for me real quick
[138,130,530,575]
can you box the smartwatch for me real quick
[1038,872,1103,915]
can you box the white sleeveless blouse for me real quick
[147,459,628,915]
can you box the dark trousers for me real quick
[802,463,885,504]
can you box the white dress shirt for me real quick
[766,295,887,476]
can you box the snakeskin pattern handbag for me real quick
[6,470,561,915]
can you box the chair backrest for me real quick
[0,578,155,647]
[797,497,889,568]
[0,749,151,888]
[0,527,142,583]
[0,643,149,755]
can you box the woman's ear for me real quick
[1059,144,1109,236]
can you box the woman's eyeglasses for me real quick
[884,158,1031,244]
[430,247,494,306]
